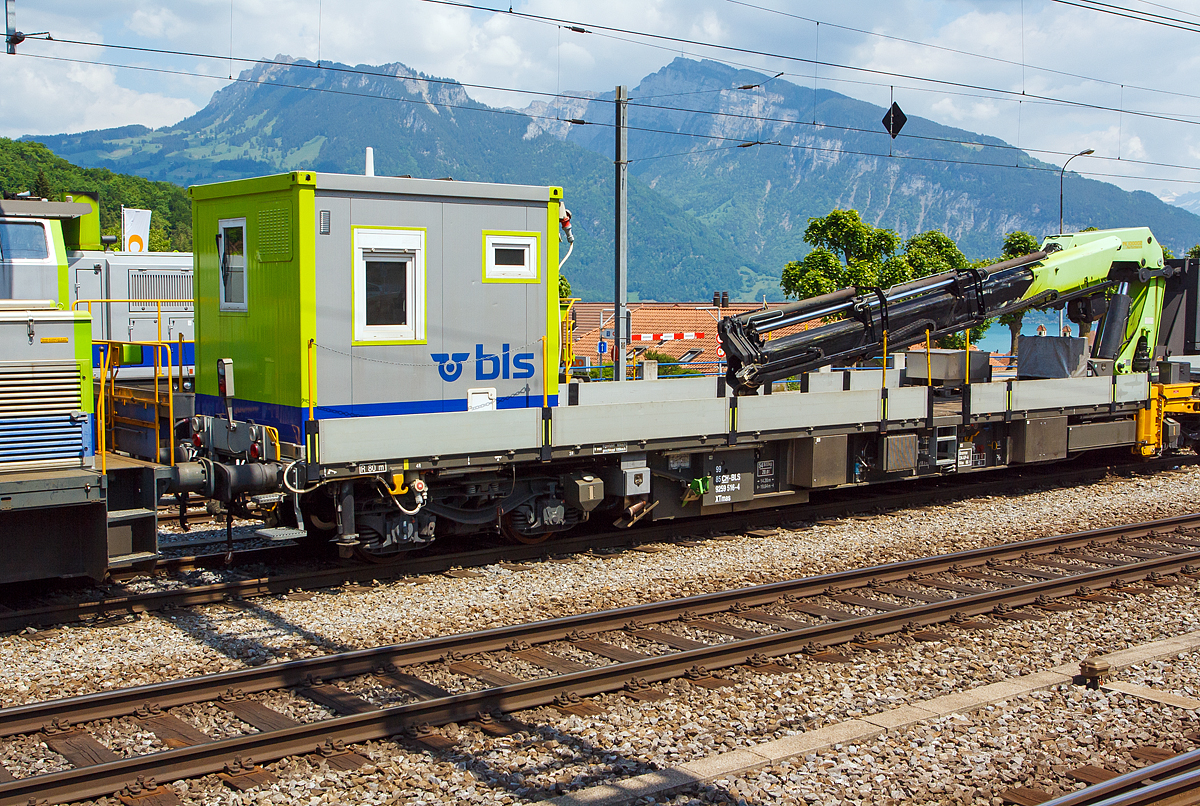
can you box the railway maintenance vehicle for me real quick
[2,169,1199,582]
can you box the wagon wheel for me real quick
[353,540,409,563]
[499,512,554,545]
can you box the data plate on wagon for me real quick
[702,449,755,506]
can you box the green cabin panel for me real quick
[190,172,317,413]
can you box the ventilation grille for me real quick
[0,361,86,470]
[0,416,86,467]
[883,434,919,473]
[319,210,331,235]
[258,207,292,261]
[0,362,83,417]
[128,271,193,312]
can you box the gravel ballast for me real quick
[669,685,1197,806]
[2,465,1196,804]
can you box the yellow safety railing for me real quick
[73,298,181,343]
[96,343,112,475]
[75,299,190,470]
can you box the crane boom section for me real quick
[718,227,1167,393]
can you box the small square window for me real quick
[218,218,248,312]
[483,232,539,282]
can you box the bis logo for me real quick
[432,344,535,382]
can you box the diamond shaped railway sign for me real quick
[882,102,907,139]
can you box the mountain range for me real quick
[27,57,1200,302]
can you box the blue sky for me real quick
[6,0,1200,200]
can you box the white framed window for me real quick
[353,227,426,344]
[217,218,248,312]
[482,231,539,283]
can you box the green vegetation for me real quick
[779,208,989,348]
[993,231,1041,355]
[0,138,191,251]
[641,349,702,376]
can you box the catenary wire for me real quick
[725,0,1200,103]
[415,0,1200,127]
[29,4,1200,131]
[1049,0,1200,32]
[19,51,1200,187]
[21,17,1200,163]
[19,34,1200,174]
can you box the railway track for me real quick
[0,515,1196,805]
[4,451,1193,635]
[1034,747,1200,806]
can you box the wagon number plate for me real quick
[359,463,389,474]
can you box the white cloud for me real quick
[0,56,200,137]
[3,0,1200,194]
[930,97,1000,123]
[126,7,187,39]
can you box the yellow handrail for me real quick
[307,338,316,421]
[965,328,971,385]
[881,330,888,391]
[97,344,111,475]
[925,329,932,388]
[76,296,193,469]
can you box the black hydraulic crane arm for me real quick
[718,249,1097,393]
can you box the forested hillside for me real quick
[0,139,191,251]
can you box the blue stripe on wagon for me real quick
[195,395,558,447]
[93,342,195,370]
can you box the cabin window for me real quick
[353,227,425,343]
[217,218,248,312]
[365,257,408,326]
[483,231,539,282]
[0,221,50,260]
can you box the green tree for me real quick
[34,169,51,200]
[802,209,900,266]
[901,230,969,278]
[780,212,989,349]
[1,138,192,252]
[780,248,841,301]
[781,210,901,300]
[1186,245,1200,260]
[559,274,572,298]
[641,348,701,376]
[148,226,172,252]
[995,231,1040,355]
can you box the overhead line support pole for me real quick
[5,0,17,55]
[614,84,629,382]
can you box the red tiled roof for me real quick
[565,301,816,370]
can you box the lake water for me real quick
[976,309,1074,355]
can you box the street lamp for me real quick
[1059,148,1095,235]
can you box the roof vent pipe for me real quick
[365,147,375,177]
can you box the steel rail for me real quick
[0,514,1195,739]
[1037,747,1200,805]
[5,454,1191,634]
[0,547,1194,805]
